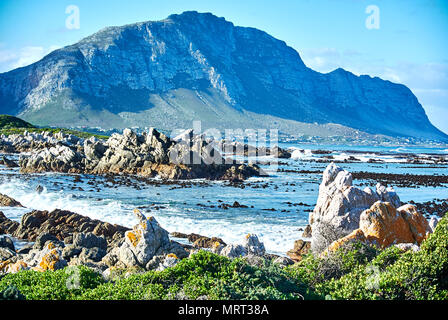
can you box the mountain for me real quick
[0,11,446,142]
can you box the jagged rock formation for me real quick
[0,11,446,141]
[17,127,262,181]
[310,163,434,254]
[11,209,129,244]
[309,163,401,253]
[0,130,83,153]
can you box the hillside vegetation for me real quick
[0,114,109,140]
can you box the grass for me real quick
[0,114,109,140]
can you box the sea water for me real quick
[0,144,447,255]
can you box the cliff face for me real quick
[0,11,446,141]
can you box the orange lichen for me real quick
[326,229,366,254]
[166,253,178,259]
[47,242,56,250]
[38,248,60,271]
[361,202,418,247]
[127,230,141,247]
[0,261,10,272]
[326,201,431,252]
[6,261,28,273]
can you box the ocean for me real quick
[1,143,447,255]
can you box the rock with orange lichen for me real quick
[326,201,432,252]
[286,239,311,262]
[326,229,366,253]
[244,234,265,256]
[4,260,28,273]
[360,201,431,247]
[117,209,187,268]
[25,242,67,271]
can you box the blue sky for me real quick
[0,0,447,133]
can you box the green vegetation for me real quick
[1,216,447,300]
[286,214,448,300]
[0,114,109,140]
[0,115,35,129]
[0,250,317,300]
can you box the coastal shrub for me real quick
[297,215,448,300]
[0,250,319,300]
[0,265,105,300]
[0,285,25,300]
[81,250,318,300]
[287,241,379,289]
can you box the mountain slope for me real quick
[0,11,446,142]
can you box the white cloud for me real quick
[0,45,60,73]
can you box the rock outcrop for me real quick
[310,163,401,253]
[12,209,129,245]
[0,130,82,154]
[18,128,262,181]
[0,194,24,207]
[327,201,431,252]
[0,208,189,275]
[311,163,433,254]
[102,209,188,270]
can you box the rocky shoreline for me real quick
[0,193,292,276]
[1,128,264,182]
[286,163,439,261]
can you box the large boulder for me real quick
[114,209,188,268]
[12,209,129,244]
[327,201,432,252]
[310,163,400,253]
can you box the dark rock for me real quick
[73,232,107,250]
[12,209,129,244]
[33,233,61,250]
[62,245,82,261]
[0,211,19,235]
[78,247,106,262]
[302,224,312,238]
[0,194,24,208]
[0,235,15,251]
[286,239,311,262]
[1,156,19,168]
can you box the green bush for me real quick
[0,251,318,300]
[289,215,448,300]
